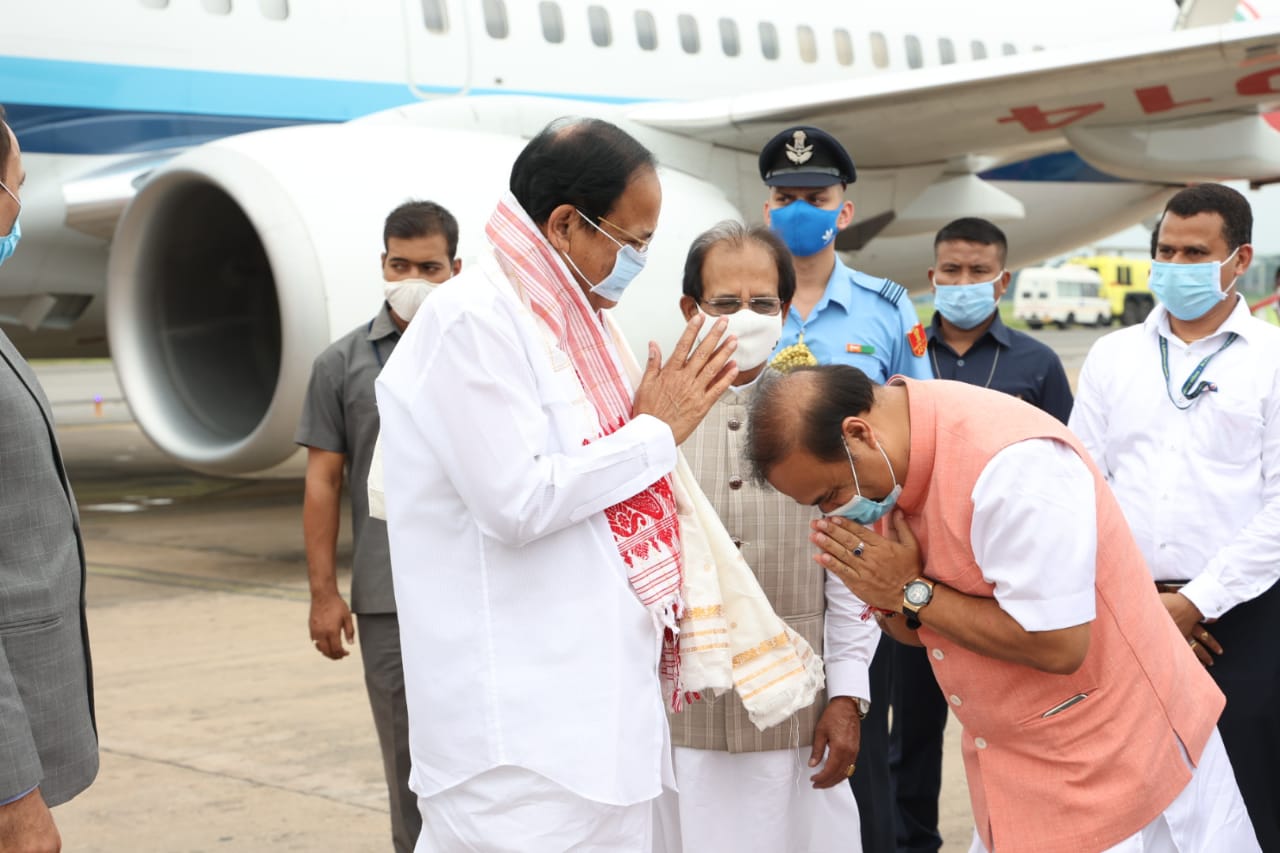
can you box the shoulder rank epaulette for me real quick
[876,278,906,306]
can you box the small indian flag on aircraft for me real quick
[1235,1,1261,21]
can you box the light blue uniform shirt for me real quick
[772,256,933,382]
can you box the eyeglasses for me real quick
[579,209,650,254]
[700,297,784,316]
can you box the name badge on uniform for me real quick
[846,344,876,354]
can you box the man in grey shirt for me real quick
[296,200,460,852]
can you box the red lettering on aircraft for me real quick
[997,103,1105,132]
[998,64,1280,134]
[1237,66,1280,96]
[1135,85,1212,115]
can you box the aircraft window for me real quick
[719,18,740,57]
[834,28,854,66]
[540,2,564,43]
[635,10,658,50]
[871,32,889,68]
[483,0,509,39]
[905,34,923,69]
[759,22,780,60]
[971,40,987,60]
[939,37,955,64]
[420,0,448,32]
[678,13,700,54]
[139,0,169,8]
[259,0,287,20]
[588,5,611,47]
[797,25,817,64]
[1002,43,1017,55]
[202,0,230,13]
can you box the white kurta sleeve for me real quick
[970,439,1098,632]
[823,572,879,702]
[406,307,678,549]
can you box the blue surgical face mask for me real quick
[932,274,1002,330]
[769,199,840,257]
[0,179,21,268]
[561,209,648,304]
[828,432,901,526]
[1150,247,1240,322]
[0,217,20,268]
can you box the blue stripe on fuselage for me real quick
[0,55,419,122]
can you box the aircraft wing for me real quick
[627,20,1280,182]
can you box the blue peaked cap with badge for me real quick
[758,125,857,188]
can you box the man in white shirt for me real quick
[656,222,876,853]
[1071,183,1279,849]
[375,118,739,852]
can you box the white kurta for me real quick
[375,251,677,810]
[654,746,862,853]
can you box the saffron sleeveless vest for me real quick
[897,378,1222,853]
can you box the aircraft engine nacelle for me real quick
[107,122,740,477]
[1065,112,1280,184]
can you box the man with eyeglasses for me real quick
[654,222,876,853]
[759,124,931,853]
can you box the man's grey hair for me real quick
[681,221,796,303]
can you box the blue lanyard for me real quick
[1159,332,1237,410]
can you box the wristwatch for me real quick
[902,578,936,630]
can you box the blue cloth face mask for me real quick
[828,432,901,525]
[561,209,648,304]
[769,200,841,257]
[932,275,1001,330]
[0,217,20,269]
[1149,247,1239,322]
[0,179,21,268]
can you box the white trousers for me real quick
[968,728,1260,853]
[653,745,863,853]
[416,766,654,853]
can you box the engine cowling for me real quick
[107,122,740,476]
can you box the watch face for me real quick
[906,581,931,606]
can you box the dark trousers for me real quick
[888,643,948,853]
[851,640,896,853]
[1205,581,1280,851]
[358,613,421,853]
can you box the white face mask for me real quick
[694,307,783,370]
[384,278,442,322]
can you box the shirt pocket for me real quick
[1193,397,1263,469]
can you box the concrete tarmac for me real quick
[38,323,1105,852]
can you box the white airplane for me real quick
[2,0,1279,476]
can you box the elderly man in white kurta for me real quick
[654,222,877,853]
[375,119,740,852]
